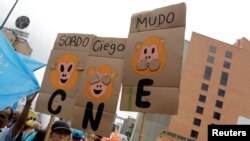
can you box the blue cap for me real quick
[72,129,83,140]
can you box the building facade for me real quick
[165,32,250,141]
[120,116,136,140]
[2,28,32,56]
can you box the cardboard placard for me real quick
[35,2,186,137]
[53,33,95,52]
[89,37,126,59]
[75,56,123,113]
[35,92,76,120]
[36,34,126,136]
[71,106,115,137]
[129,3,186,33]
[71,37,126,136]
[35,33,96,119]
[120,3,186,114]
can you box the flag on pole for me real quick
[17,53,45,72]
[0,31,44,110]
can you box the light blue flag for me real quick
[18,53,45,72]
[0,31,43,110]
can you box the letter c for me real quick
[48,89,66,114]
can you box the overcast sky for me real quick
[1,0,250,119]
[1,0,250,63]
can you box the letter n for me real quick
[82,102,104,131]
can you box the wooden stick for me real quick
[44,116,55,141]
[138,112,146,141]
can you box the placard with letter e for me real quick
[120,2,186,114]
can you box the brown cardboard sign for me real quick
[35,33,96,119]
[75,56,123,113]
[71,106,115,137]
[89,37,126,59]
[120,3,186,114]
[53,33,96,52]
[36,34,126,137]
[40,50,89,98]
[35,92,76,120]
[120,86,179,114]
[71,37,126,137]
[129,2,186,33]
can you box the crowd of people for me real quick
[0,92,103,141]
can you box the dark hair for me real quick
[5,106,13,120]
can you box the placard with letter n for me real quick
[71,36,126,137]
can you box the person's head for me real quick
[0,106,13,128]
[87,133,97,141]
[32,121,41,131]
[24,119,33,130]
[50,120,71,141]
[72,129,83,141]
[12,110,20,123]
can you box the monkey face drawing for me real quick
[57,62,74,85]
[89,73,110,96]
[50,54,79,89]
[85,64,117,103]
[132,36,166,75]
[138,44,159,67]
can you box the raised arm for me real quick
[12,92,38,138]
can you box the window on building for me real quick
[223,61,231,69]
[225,51,233,58]
[213,112,221,120]
[215,100,223,108]
[196,106,204,114]
[193,118,201,126]
[207,55,215,63]
[201,83,209,91]
[220,71,229,86]
[218,89,225,97]
[190,130,199,138]
[204,66,212,80]
[209,45,217,53]
[199,95,206,103]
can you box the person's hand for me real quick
[25,91,38,105]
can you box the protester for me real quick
[7,109,21,128]
[23,120,41,141]
[87,133,95,141]
[15,119,33,141]
[0,106,13,129]
[32,120,71,141]
[30,129,45,141]
[20,120,34,141]
[0,92,38,141]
